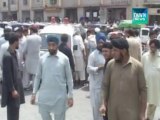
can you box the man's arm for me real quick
[87,53,99,73]
[101,63,111,104]
[68,49,75,72]
[65,58,73,98]
[31,58,42,104]
[138,64,147,119]
[100,63,112,115]
[32,58,42,95]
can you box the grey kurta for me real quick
[23,34,41,74]
[33,51,73,114]
[102,57,147,120]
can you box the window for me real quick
[23,0,28,5]
[11,0,15,5]
[3,2,6,7]
[50,0,57,5]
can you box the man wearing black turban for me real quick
[101,38,147,120]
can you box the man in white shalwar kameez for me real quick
[73,33,86,85]
[31,35,73,120]
[87,32,106,120]
[142,39,160,120]
[23,26,41,89]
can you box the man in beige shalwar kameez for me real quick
[101,38,147,120]
[142,39,160,120]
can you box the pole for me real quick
[8,0,11,21]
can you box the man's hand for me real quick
[30,94,36,105]
[12,90,19,98]
[99,104,106,116]
[98,65,104,71]
[139,113,146,120]
[68,98,73,107]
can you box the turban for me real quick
[96,32,106,43]
[47,35,59,45]
[111,38,129,50]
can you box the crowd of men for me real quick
[0,22,160,120]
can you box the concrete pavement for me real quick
[1,84,160,120]
[0,85,93,120]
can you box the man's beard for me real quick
[49,50,57,55]
[16,46,19,49]
[97,47,102,52]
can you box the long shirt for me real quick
[33,51,73,112]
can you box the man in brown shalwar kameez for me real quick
[100,38,147,120]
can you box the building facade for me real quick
[0,0,157,24]
[143,0,160,25]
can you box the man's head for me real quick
[111,38,129,62]
[125,29,135,38]
[3,28,12,41]
[86,29,92,37]
[61,34,68,43]
[102,42,113,60]
[14,27,23,38]
[96,32,106,51]
[149,39,160,54]
[149,30,157,40]
[8,32,20,49]
[47,35,59,55]
[30,25,38,34]
[23,27,29,36]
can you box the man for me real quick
[31,35,73,120]
[142,39,160,120]
[101,38,147,120]
[1,32,25,120]
[99,42,113,120]
[23,25,41,89]
[73,32,86,86]
[125,29,142,61]
[59,34,75,72]
[87,32,106,120]
[102,42,113,72]
[85,29,97,60]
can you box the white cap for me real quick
[112,23,118,29]
[95,27,100,33]
[5,25,12,30]
[14,27,19,32]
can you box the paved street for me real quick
[1,84,160,120]
[0,85,93,120]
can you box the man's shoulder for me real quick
[3,50,11,59]
[27,34,41,40]
[130,57,143,68]
[107,59,116,67]
[58,51,68,59]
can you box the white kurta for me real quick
[23,34,41,74]
[0,41,9,66]
[73,35,85,71]
[142,51,160,105]
[87,49,105,120]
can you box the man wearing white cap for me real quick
[73,32,86,86]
